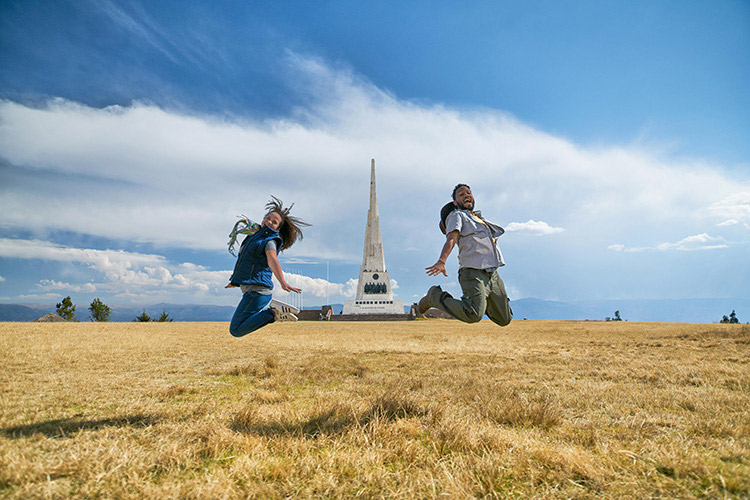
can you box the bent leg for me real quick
[485,271,512,327]
[431,268,488,323]
[229,292,274,337]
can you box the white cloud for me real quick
[96,1,195,66]
[16,293,62,301]
[655,233,728,251]
[608,244,650,253]
[281,257,323,265]
[0,275,5,282]
[505,220,564,235]
[609,233,728,253]
[717,219,740,226]
[273,272,353,298]
[709,192,750,229]
[37,280,97,293]
[504,283,523,300]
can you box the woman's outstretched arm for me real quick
[266,248,301,293]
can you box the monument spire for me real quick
[362,159,386,273]
[342,159,404,315]
[370,158,377,212]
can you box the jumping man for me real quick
[417,184,512,326]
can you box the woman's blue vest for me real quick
[229,226,283,288]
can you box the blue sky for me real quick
[1,0,748,309]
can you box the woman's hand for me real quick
[281,282,302,293]
[266,247,301,293]
[225,283,237,288]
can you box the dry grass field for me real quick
[0,319,748,499]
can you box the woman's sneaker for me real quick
[275,312,298,322]
[269,299,299,321]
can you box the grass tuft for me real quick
[477,387,562,429]
[361,391,427,424]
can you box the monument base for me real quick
[332,313,412,321]
[342,299,405,315]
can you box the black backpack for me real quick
[439,202,456,235]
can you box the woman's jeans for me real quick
[229,291,275,337]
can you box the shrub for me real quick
[89,298,111,322]
[55,296,77,321]
[134,310,152,322]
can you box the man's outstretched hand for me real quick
[425,261,447,277]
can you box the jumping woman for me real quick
[226,196,310,337]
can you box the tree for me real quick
[155,310,173,322]
[88,298,111,322]
[56,296,77,321]
[606,311,623,322]
[720,310,740,324]
[134,310,152,322]
[729,310,739,324]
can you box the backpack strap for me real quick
[471,212,498,245]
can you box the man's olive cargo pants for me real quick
[426,267,512,326]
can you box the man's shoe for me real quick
[417,286,442,315]
[269,299,300,316]
[416,296,431,316]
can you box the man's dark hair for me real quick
[452,183,470,200]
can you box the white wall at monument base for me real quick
[342,299,405,315]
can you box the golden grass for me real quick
[0,320,748,499]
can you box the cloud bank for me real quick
[2,55,746,250]
[0,238,355,304]
[1,52,748,302]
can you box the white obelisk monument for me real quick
[342,160,405,315]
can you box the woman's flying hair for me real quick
[265,196,311,252]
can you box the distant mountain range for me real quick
[510,298,749,323]
[0,303,239,323]
[1,298,748,323]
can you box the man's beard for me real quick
[457,200,474,210]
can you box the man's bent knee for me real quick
[493,316,512,327]
[463,309,484,323]
[488,308,512,327]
